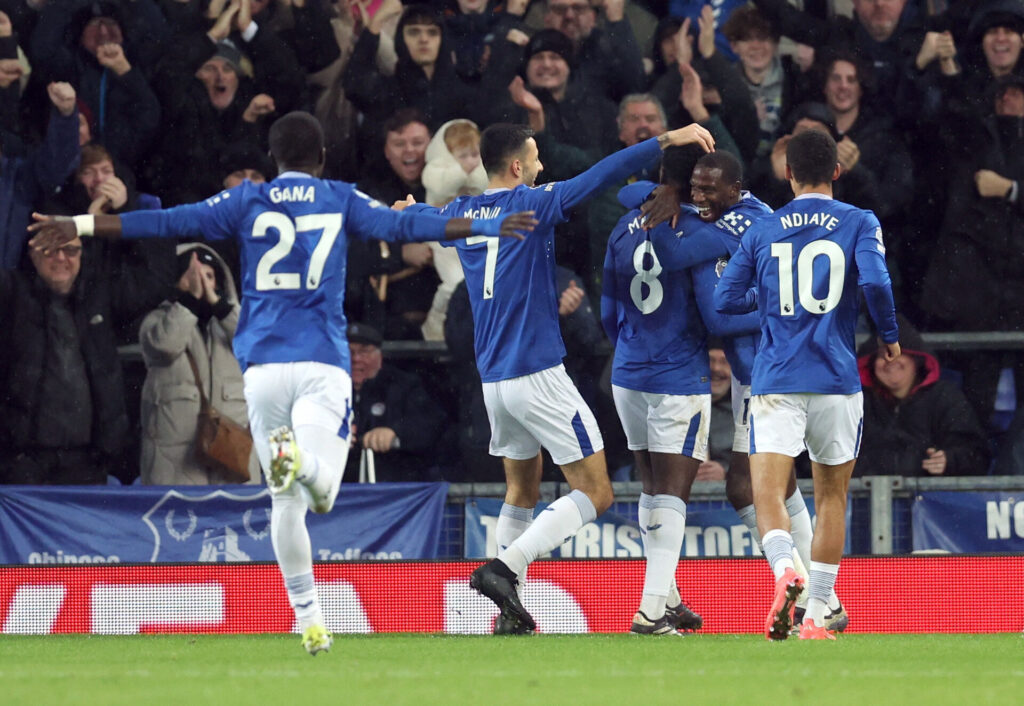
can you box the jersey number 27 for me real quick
[253,212,341,290]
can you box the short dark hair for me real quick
[695,151,743,187]
[660,144,705,192]
[269,112,324,169]
[786,129,837,186]
[722,5,778,42]
[480,123,535,176]
[383,107,428,137]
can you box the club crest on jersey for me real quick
[715,257,729,277]
[717,211,751,235]
[269,185,316,203]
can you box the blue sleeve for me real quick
[714,234,758,314]
[855,213,899,344]
[119,187,245,240]
[520,138,663,223]
[32,108,80,193]
[617,180,656,209]
[649,220,730,270]
[600,235,620,343]
[347,190,449,243]
[692,264,760,337]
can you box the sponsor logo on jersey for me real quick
[717,210,751,236]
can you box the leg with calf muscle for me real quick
[805,459,855,626]
[497,454,543,590]
[752,452,797,578]
[271,488,323,631]
[294,423,349,514]
[496,451,611,577]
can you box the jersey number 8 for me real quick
[770,241,845,316]
[252,212,342,291]
[630,240,663,314]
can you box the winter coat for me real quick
[856,332,990,477]
[138,243,259,485]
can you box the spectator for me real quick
[138,245,258,485]
[419,118,487,341]
[921,74,1024,421]
[0,81,79,270]
[651,6,759,164]
[346,322,446,482]
[820,51,914,227]
[146,0,302,204]
[747,101,882,212]
[0,233,158,484]
[0,10,28,138]
[701,343,732,481]
[856,317,990,477]
[350,109,439,340]
[668,0,753,60]
[443,0,529,82]
[342,2,480,149]
[722,5,816,158]
[535,0,647,102]
[29,0,164,169]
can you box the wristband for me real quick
[241,21,258,42]
[72,215,95,237]
[1007,181,1019,203]
[470,217,503,238]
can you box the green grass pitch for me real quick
[1,633,1020,706]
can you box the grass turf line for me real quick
[1,633,1020,706]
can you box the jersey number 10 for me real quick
[770,241,845,316]
[252,212,342,290]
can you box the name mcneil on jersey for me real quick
[464,206,503,220]
[269,185,316,204]
[779,211,840,231]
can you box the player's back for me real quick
[745,195,881,394]
[229,176,359,371]
[440,186,565,383]
[604,209,709,395]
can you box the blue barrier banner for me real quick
[464,498,767,558]
[0,483,449,564]
[913,491,1024,552]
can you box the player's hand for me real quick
[662,122,714,153]
[881,340,901,362]
[242,93,275,123]
[96,43,132,75]
[558,279,585,316]
[921,447,947,475]
[362,427,397,453]
[47,82,77,117]
[641,183,682,229]
[402,242,433,267]
[678,63,709,123]
[392,194,416,211]
[497,211,538,240]
[0,58,22,89]
[975,169,1014,199]
[697,4,716,59]
[27,213,78,253]
[836,136,860,174]
[695,459,726,481]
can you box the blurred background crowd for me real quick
[2,0,1023,486]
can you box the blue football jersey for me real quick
[714,193,899,394]
[429,137,663,383]
[119,172,455,372]
[601,208,710,395]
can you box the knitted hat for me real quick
[524,29,574,66]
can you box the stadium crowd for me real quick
[1,0,1023,485]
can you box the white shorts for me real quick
[749,392,863,465]
[731,376,752,454]
[611,385,710,461]
[243,361,353,480]
[483,365,604,466]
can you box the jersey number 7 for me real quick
[465,235,499,299]
[252,212,342,290]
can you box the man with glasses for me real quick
[0,235,158,484]
[541,0,646,102]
